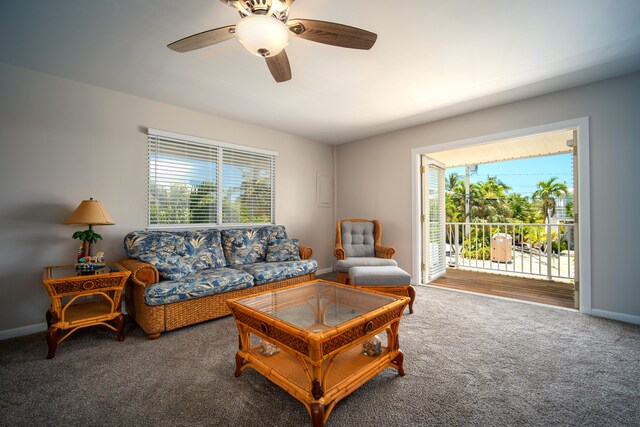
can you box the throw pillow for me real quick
[266,239,300,262]
[184,229,227,269]
[265,225,288,245]
[221,228,269,266]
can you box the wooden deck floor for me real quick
[429,268,576,309]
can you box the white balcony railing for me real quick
[446,222,575,281]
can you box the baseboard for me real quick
[316,267,334,276]
[591,309,640,325]
[1,305,130,341]
[0,322,47,341]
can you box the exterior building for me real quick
[552,193,574,224]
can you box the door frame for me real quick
[410,117,592,314]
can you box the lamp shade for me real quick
[235,14,290,57]
[64,198,115,225]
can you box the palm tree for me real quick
[446,180,468,221]
[467,176,512,222]
[532,177,569,223]
[445,172,462,192]
[483,175,510,193]
[508,193,537,223]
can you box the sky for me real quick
[447,153,573,197]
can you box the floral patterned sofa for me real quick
[118,225,317,339]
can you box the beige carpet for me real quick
[1,285,639,426]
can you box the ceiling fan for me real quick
[167,0,377,83]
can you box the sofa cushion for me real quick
[124,231,193,280]
[239,260,318,285]
[143,267,254,306]
[139,253,195,280]
[125,230,188,258]
[124,230,226,280]
[266,239,300,262]
[184,229,227,269]
[221,228,269,266]
[335,257,397,273]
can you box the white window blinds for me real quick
[147,129,276,228]
[427,165,446,280]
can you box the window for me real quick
[147,129,276,228]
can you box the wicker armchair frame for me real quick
[334,219,396,284]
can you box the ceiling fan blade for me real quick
[288,19,377,50]
[221,0,294,9]
[265,50,292,83]
[168,25,235,53]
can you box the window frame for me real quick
[146,128,277,230]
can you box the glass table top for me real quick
[237,281,397,332]
[49,264,121,279]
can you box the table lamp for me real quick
[64,198,114,257]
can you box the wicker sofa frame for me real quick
[119,246,314,340]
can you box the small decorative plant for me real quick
[72,225,103,258]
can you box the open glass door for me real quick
[421,156,446,283]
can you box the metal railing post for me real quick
[454,224,459,268]
[546,222,553,280]
[444,221,574,282]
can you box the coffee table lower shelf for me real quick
[237,343,404,426]
[246,343,398,400]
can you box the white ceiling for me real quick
[426,129,574,168]
[1,0,640,144]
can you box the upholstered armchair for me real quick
[334,218,397,283]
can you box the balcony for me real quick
[445,221,575,281]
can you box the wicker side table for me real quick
[41,263,131,359]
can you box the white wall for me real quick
[337,71,640,320]
[0,63,334,334]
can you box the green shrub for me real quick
[552,240,568,254]
[463,247,491,260]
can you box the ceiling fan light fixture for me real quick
[235,14,290,57]
[269,0,287,13]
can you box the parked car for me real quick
[514,242,539,254]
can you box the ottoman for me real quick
[349,266,416,314]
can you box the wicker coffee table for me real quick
[226,279,410,427]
